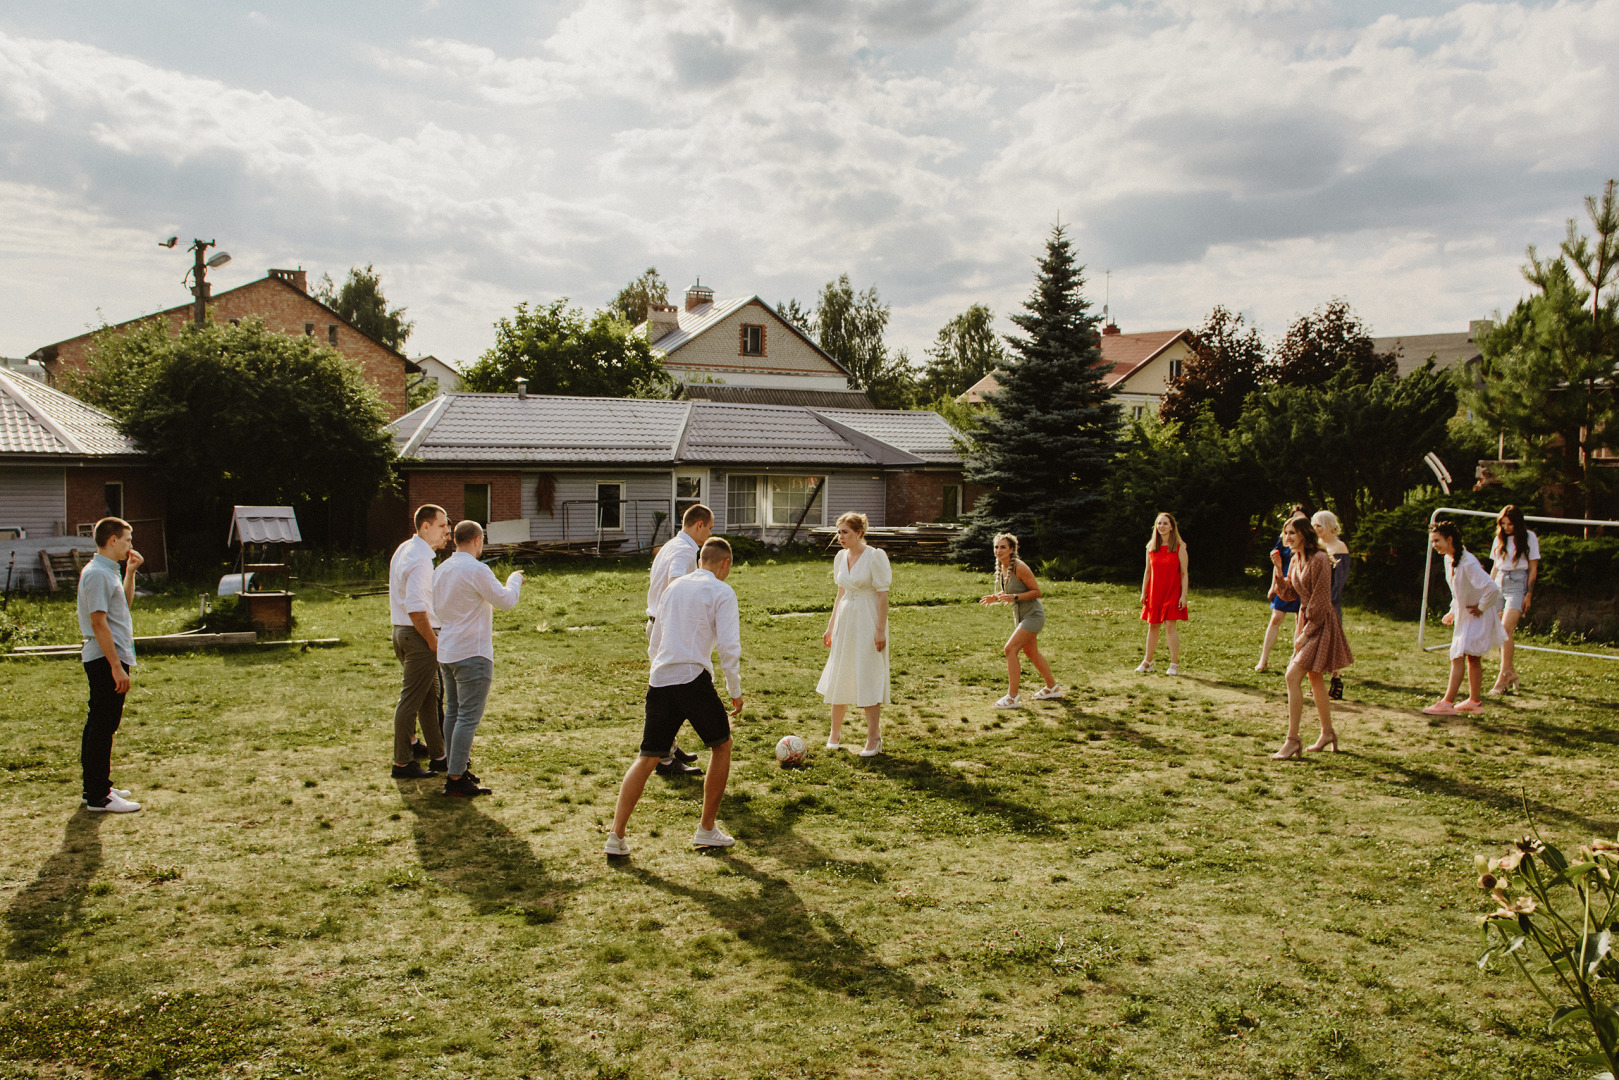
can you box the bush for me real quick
[1533,535,1619,597]
[715,533,768,562]
[181,595,271,635]
[1345,489,1501,612]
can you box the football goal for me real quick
[1416,506,1619,662]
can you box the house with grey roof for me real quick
[0,368,168,588]
[635,282,874,410]
[388,391,978,550]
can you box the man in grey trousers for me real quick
[388,504,452,778]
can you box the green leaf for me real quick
[1542,842,1571,874]
[1551,1004,1591,1030]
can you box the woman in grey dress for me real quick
[979,533,1062,708]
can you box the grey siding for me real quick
[524,471,674,550]
[0,466,65,538]
[826,473,885,530]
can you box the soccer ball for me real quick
[774,734,806,767]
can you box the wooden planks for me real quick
[806,523,963,563]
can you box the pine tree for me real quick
[952,224,1119,564]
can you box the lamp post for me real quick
[160,236,231,326]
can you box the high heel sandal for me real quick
[1305,731,1338,753]
[1270,737,1303,760]
[1328,675,1343,700]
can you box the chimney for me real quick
[268,268,308,293]
[1102,322,1121,336]
[515,376,528,400]
[1468,319,1494,343]
[647,302,681,343]
[685,280,714,312]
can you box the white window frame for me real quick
[726,474,759,528]
[103,481,124,519]
[595,481,626,534]
[1168,357,1183,380]
[767,475,826,528]
[673,469,708,521]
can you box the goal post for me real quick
[1416,506,1619,662]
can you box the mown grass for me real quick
[1,557,1616,1079]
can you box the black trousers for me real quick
[82,657,127,804]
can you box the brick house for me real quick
[388,392,979,549]
[29,269,415,420]
[635,282,874,409]
[0,367,168,588]
[960,323,1195,422]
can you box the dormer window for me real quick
[740,324,765,357]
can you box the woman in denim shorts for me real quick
[1488,504,1539,695]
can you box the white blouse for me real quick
[1490,531,1540,573]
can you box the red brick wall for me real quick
[64,467,168,575]
[42,277,409,420]
[404,471,522,530]
[884,471,982,527]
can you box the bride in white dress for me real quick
[817,511,891,756]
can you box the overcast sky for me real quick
[2,0,1615,369]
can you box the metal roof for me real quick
[0,367,140,458]
[812,409,961,464]
[229,506,302,545]
[678,384,873,409]
[388,392,961,469]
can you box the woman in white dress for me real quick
[1422,520,1506,716]
[1488,504,1539,695]
[818,511,891,757]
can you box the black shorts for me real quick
[640,670,731,756]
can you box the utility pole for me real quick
[160,236,231,326]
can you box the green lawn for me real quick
[1,558,1615,1079]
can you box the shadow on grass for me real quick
[861,752,1060,836]
[621,811,920,1002]
[5,813,103,959]
[396,783,575,919]
[1357,678,1442,699]
[1376,760,1619,835]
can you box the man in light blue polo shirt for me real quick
[77,516,143,813]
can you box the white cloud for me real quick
[0,1,1613,366]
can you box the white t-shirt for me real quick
[1490,530,1540,573]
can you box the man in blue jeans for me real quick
[77,516,144,813]
[431,519,524,797]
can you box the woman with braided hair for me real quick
[979,532,1062,708]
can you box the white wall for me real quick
[521,470,674,550]
[0,466,65,538]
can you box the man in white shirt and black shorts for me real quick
[645,504,713,777]
[387,504,452,778]
[606,537,743,855]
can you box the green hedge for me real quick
[1533,535,1619,596]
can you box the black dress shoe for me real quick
[411,739,431,759]
[656,760,704,777]
[392,761,432,779]
[671,746,699,765]
[442,775,491,797]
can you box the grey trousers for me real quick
[391,626,446,764]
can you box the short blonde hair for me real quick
[836,511,868,535]
[1311,510,1340,535]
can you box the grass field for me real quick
[1,556,1615,1079]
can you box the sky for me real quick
[1,0,1615,369]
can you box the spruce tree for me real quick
[953,224,1119,564]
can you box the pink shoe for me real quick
[1454,699,1485,713]
[1422,699,1459,716]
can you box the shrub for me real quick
[1534,535,1619,598]
[716,533,768,561]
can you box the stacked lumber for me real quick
[806,523,963,563]
[480,537,631,562]
[8,632,259,658]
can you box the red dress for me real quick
[1141,544,1188,623]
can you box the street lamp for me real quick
[161,237,231,325]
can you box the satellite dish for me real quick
[206,251,232,269]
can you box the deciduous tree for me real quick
[460,299,672,398]
[610,267,670,324]
[813,275,917,409]
[1159,305,1266,428]
[314,265,413,352]
[1271,299,1395,388]
[919,304,1007,401]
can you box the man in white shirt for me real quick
[432,520,524,797]
[646,503,713,777]
[388,504,452,779]
[606,537,743,856]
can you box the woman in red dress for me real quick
[1136,513,1189,675]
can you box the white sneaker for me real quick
[1032,685,1064,700]
[693,825,735,848]
[81,788,132,807]
[85,792,141,813]
[603,832,630,857]
[1135,661,1154,674]
[993,694,1023,709]
[1165,664,1180,676]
